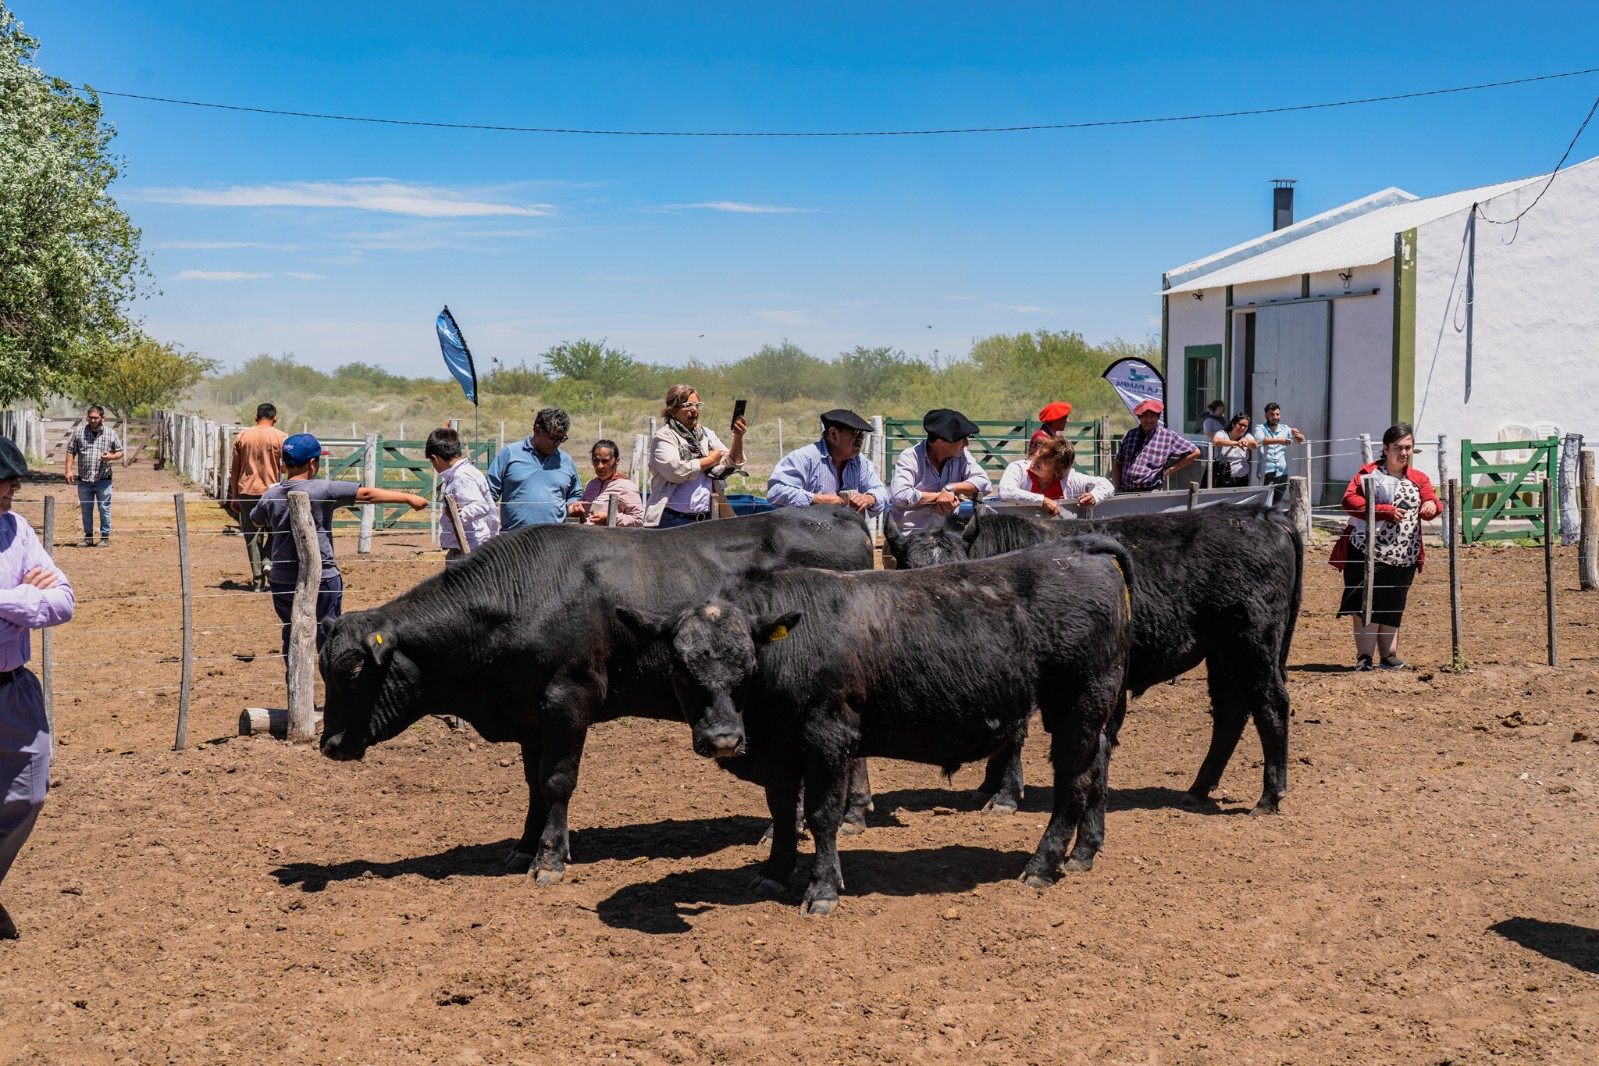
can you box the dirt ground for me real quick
[2,460,1597,1065]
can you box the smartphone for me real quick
[731,398,747,431]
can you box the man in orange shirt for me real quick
[227,403,287,591]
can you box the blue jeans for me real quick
[76,479,112,539]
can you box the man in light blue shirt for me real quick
[768,409,888,517]
[1250,402,1305,503]
[487,407,585,531]
[889,408,993,534]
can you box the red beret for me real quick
[1037,401,1073,423]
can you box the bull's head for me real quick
[617,602,801,760]
[318,610,423,761]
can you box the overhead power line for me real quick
[82,66,1599,138]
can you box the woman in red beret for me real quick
[1029,401,1073,454]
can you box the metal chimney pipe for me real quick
[1272,179,1296,231]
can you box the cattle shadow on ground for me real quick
[596,843,1034,934]
[1289,663,1361,674]
[270,815,768,892]
[1108,786,1255,816]
[1490,917,1599,975]
[865,784,1251,820]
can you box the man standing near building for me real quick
[227,403,287,591]
[888,408,992,534]
[63,405,123,548]
[0,436,75,940]
[251,434,427,671]
[1252,402,1306,503]
[1111,400,1199,494]
[767,408,887,517]
[486,407,585,532]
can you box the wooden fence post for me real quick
[41,494,54,755]
[173,495,193,751]
[1361,474,1376,626]
[1287,476,1310,542]
[443,493,470,553]
[1187,483,1200,510]
[286,491,320,744]
[1579,450,1597,591]
[1544,476,1558,667]
[1447,479,1464,666]
[1359,433,1374,464]
[358,433,378,554]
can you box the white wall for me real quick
[1164,286,1226,430]
[1412,157,1599,479]
[1316,263,1395,485]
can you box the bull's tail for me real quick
[1281,514,1305,675]
[1070,533,1137,741]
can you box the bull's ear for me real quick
[366,628,394,667]
[962,505,983,546]
[882,512,905,552]
[615,605,668,640]
[753,611,803,644]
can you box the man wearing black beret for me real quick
[887,408,992,534]
[767,408,887,516]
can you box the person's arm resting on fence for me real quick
[1063,469,1114,507]
[766,447,819,507]
[355,485,428,510]
[889,448,931,511]
[997,461,1046,505]
[856,457,889,516]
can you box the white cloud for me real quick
[133,180,556,219]
[285,272,327,280]
[664,201,809,214]
[754,309,816,327]
[999,305,1053,314]
[170,270,271,282]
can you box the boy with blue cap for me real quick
[250,434,427,669]
[0,436,75,939]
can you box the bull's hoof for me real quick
[1250,801,1282,817]
[533,867,565,885]
[800,895,838,917]
[839,819,866,836]
[750,874,787,896]
[1020,870,1055,889]
[982,797,1019,815]
[1181,790,1218,809]
[503,850,534,873]
[1063,855,1094,873]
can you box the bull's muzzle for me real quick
[319,731,367,761]
[691,729,747,760]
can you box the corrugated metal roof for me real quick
[1161,170,1556,295]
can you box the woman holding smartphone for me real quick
[1332,422,1439,671]
[644,385,747,527]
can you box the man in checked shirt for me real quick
[63,405,123,548]
[0,436,75,940]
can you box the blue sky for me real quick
[19,1,1599,376]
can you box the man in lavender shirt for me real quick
[888,408,992,535]
[767,408,887,517]
[0,436,76,940]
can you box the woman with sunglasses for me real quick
[644,385,746,528]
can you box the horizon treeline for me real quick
[187,329,1157,436]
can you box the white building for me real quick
[1160,155,1599,497]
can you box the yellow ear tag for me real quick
[374,635,382,645]
[768,625,789,642]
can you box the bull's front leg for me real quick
[529,711,591,885]
[799,755,850,916]
[504,737,547,873]
[753,781,801,896]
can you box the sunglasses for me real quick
[538,427,568,444]
[676,401,704,411]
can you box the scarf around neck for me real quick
[668,417,706,461]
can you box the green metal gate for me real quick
[322,437,497,530]
[1459,436,1560,543]
[881,418,1104,482]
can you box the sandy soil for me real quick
[2,460,1597,1065]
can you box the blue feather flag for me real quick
[436,306,478,406]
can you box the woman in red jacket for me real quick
[1335,422,1439,671]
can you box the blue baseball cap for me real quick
[282,433,323,465]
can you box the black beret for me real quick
[0,437,27,482]
[819,408,872,433]
[922,408,979,442]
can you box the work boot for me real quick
[77,537,94,548]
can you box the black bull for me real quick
[883,505,1304,814]
[619,537,1134,915]
[317,507,873,882]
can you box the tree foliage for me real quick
[0,5,147,405]
[543,338,641,395]
[72,334,218,419]
[728,340,828,404]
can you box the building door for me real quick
[1249,301,1331,495]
